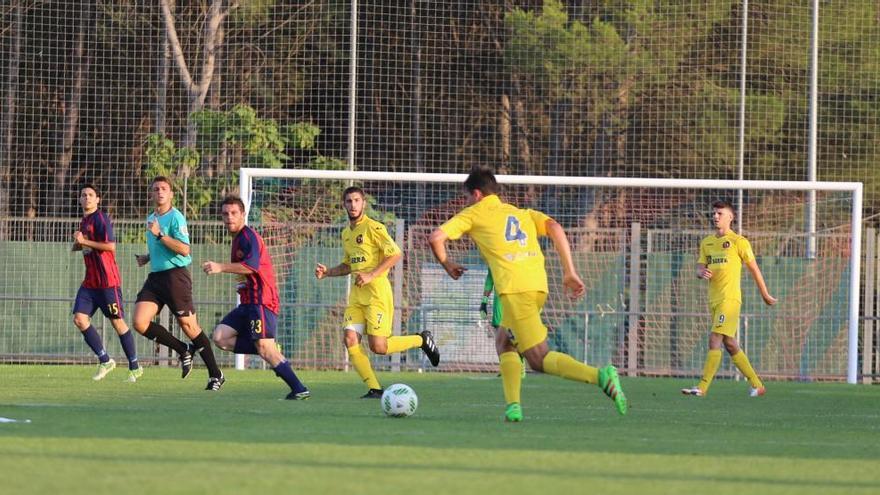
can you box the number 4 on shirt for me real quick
[505,215,527,246]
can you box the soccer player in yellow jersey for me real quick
[682,200,777,398]
[428,169,627,421]
[315,186,440,399]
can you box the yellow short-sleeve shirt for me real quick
[342,215,400,305]
[698,231,756,304]
[440,194,549,295]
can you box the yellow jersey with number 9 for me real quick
[698,231,755,304]
[440,194,550,295]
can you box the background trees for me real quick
[0,0,877,223]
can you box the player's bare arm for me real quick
[148,219,190,256]
[315,262,352,280]
[354,251,401,287]
[202,261,253,276]
[696,263,713,279]
[746,260,777,305]
[428,228,467,279]
[134,253,150,267]
[545,219,585,298]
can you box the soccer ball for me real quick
[381,383,418,417]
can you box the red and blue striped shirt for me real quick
[232,225,280,314]
[80,210,122,289]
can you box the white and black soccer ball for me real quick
[381,383,418,417]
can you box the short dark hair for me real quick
[342,186,365,201]
[712,200,735,215]
[80,183,100,198]
[151,176,173,189]
[464,167,499,195]
[221,195,246,213]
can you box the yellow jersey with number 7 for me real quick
[440,194,550,295]
[341,214,400,305]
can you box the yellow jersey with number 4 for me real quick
[698,231,755,304]
[440,194,550,295]
[342,215,401,305]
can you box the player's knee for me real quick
[521,346,548,372]
[369,341,388,355]
[524,355,544,372]
[211,329,225,347]
[211,326,238,350]
[342,332,359,348]
[255,343,275,361]
[72,314,90,330]
[494,330,515,355]
[178,319,201,337]
[132,317,149,333]
[724,340,740,355]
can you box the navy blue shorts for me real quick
[73,286,125,319]
[220,304,278,354]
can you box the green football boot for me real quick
[126,367,144,383]
[598,365,627,415]
[504,402,523,422]
[92,359,116,381]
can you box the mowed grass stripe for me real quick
[1,366,878,495]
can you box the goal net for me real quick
[241,168,863,382]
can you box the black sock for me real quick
[192,332,222,378]
[144,322,187,355]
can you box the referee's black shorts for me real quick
[136,266,196,317]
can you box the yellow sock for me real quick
[347,344,380,390]
[541,351,598,384]
[732,350,764,389]
[698,349,723,393]
[385,335,423,354]
[499,352,522,405]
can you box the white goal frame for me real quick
[240,168,864,383]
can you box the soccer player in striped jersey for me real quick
[72,184,141,381]
[315,186,440,399]
[133,176,224,390]
[429,168,626,422]
[682,200,777,397]
[203,196,310,400]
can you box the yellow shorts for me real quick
[709,299,741,337]
[344,297,393,338]
[499,291,548,353]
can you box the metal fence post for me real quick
[627,222,641,376]
[391,218,405,372]
[863,228,876,383]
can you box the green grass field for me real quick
[1,366,878,495]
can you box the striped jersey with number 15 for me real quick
[79,209,122,289]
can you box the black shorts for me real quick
[136,267,196,317]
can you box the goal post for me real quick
[240,168,863,383]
